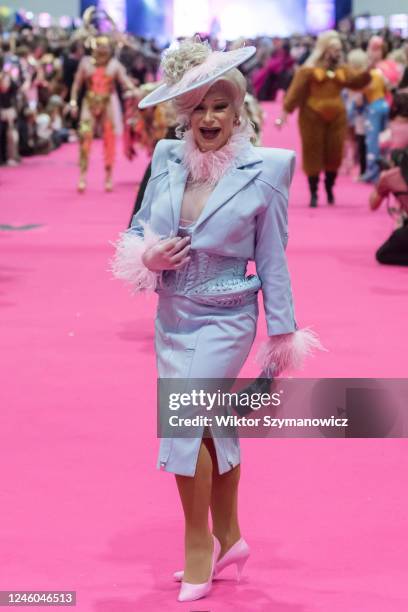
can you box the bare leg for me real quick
[204,436,242,558]
[6,117,19,164]
[175,440,214,584]
[104,165,113,192]
[103,105,115,192]
[78,102,94,192]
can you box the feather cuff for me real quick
[256,328,326,376]
[110,221,162,292]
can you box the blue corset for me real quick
[156,224,261,307]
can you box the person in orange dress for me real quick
[276,30,371,207]
[70,35,136,193]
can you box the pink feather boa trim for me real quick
[182,121,253,186]
[110,221,162,292]
[256,328,326,376]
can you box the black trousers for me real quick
[356,134,366,175]
[376,220,408,266]
[128,162,152,228]
[127,128,178,228]
[0,120,7,164]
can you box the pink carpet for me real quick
[1,102,407,611]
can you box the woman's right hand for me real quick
[142,235,191,271]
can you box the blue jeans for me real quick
[364,98,389,182]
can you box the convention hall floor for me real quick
[1,102,407,611]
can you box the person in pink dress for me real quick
[252,41,294,101]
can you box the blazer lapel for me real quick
[167,159,188,234]
[194,146,263,231]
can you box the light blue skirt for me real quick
[155,292,258,476]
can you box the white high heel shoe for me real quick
[177,535,221,602]
[174,537,250,583]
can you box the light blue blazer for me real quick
[125,138,298,476]
[129,138,298,336]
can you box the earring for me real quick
[234,117,241,126]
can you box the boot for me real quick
[325,171,337,205]
[308,175,319,207]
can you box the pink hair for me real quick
[368,35,384,51]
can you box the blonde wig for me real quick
[347,48,369,72]
[304,30,342,68]
[160,38,250,137]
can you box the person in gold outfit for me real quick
[125,83,178,227]
[276,31,371,207]
[70,35,136,193]
[131,83,174,156]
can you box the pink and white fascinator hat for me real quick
[138,39,256,109]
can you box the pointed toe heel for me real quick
[174,536,250,584]
[177,535,221,602]
[177,581,209,602]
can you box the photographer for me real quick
[369,147,408,266]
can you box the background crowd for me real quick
[1,13,408,252]
[0,19,407,158]
[0,20,162,165]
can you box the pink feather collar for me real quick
[181,122,253,186]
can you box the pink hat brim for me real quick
[138,46,256,109]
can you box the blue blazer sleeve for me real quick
[110,140,173,291]
[255,151,298,336]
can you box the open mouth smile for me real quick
[199,127,221,140]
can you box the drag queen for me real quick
[112,39,321,602]
[277,30,371,206]
[70,35,136,193]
